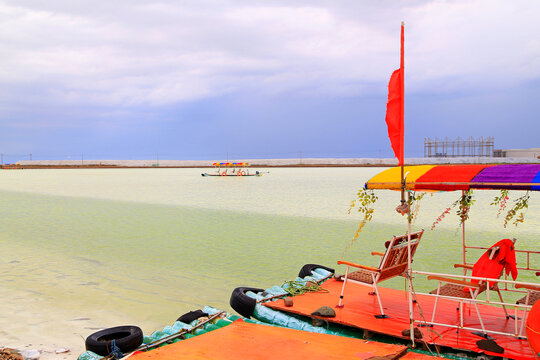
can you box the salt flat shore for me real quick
[0,347,75,360]
[14,157,540,168]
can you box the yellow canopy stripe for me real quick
[366,165,435,190]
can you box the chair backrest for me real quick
[378,230,424,282]
[471,242,509,286]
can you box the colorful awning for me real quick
[365,164,540,192]
[213,162,249,167]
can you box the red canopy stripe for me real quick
[415,165,491,191]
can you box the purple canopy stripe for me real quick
[471,164,540,191]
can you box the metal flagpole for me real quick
[399,19,405,207]
[399,21,415,348]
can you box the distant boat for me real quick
[1,163,21,170]
[201,162,262,177]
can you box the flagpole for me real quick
[400,21,405,204]
[383,22,412,343]
[399,21,415,348]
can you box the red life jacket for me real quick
[471,239,517,286]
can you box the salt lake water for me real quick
[0,167,538,353]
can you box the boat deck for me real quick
[264,278,535,360]
[130,319,425,360]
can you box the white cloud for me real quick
[407,0,540,92]
[0,0,539,108]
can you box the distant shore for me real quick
[6,157,540,169]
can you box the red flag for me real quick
[385,24,404,165]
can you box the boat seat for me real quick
[337,230,424,318]
[428,240,517,336]
[515,280,540,337]
[429,283,478,299]
[346,270,376,284]
[516,290,540,305]
[429,270,497,299]
[516,273,540,305]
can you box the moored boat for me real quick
[1,163,21,170]
[227,21,540,358]
[201,162,262,177]
[229,163,540,360]
[78,305,439,360]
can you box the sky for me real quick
[1,0,539,162]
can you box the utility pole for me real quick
[1,153,3,165]
[29,153,32,161]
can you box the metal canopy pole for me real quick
[462,190,467,274]
[406,191,415,347]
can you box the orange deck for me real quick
[264,278,535,360]
[130,319,409,360]
[400,352,445,360]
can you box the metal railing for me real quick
[463,246,540,293]
[411,270,539,338]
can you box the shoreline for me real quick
[7,157,540,169]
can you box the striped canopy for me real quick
[212,162,249,167]
[365,164,540,192]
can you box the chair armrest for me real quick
[427,275,480,288]
[337,260,379,272]
[536,272,540,277]
[454,264,473,270]
[515,283,540,291]
[371,252,385,256]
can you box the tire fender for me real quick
[298,264,335,279]
[176,309,208,324]
[230,287,264,318]
[85,325,143,356]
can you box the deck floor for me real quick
[264,278,535,360]
[130,319,413,360]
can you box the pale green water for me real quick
[0,168,538,351]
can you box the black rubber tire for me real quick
[298,264,335,278]
[176,309,208,324]
[85,325,143,356]
[230,287,264,318]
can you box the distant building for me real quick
[492,148,540,158]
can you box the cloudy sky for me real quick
[1,0,539,162]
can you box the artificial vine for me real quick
[407,191,425,224]
[343,188,378,258]
[491,190,530,228]
[430,207,451,230]
[430,190,475,230]
[455,190,475,225]
[490,189,509,217]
